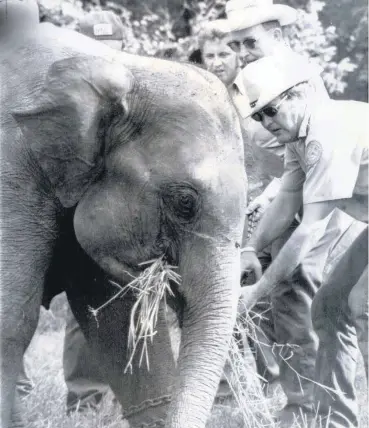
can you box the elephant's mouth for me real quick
[108,255,185,329]
[166,278,185,328]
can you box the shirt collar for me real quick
[232,73,245,96]
[229,77,252,119]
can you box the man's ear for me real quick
[272,27,284,42]
[12,56,134,208]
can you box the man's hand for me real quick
[246,194,271,219]
[240,250,262,282]
[245,194,271,240]
[238,283,261,314]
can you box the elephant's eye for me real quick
[177,193,196,217]
[161,183,201,223]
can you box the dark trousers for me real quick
[248,211,359,410]
[312,223,368,427]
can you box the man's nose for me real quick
[213,56,223,66]
[238,45,249,65]
[261,114,274,128]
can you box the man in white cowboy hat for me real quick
[238,54,368,428]
[225,0,330,420]
[225,0,297,67]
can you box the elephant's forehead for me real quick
[191,157,222,190]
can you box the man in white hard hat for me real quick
[225,1,330,422]
[78,10,126,51]
[238,54,368,428]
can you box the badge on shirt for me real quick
[306,140,322,166]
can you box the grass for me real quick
[22,293,368,428]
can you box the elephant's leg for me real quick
[0,198,57,428]
[1,254,47,428]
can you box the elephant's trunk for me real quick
[166,243,240,428]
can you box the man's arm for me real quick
[240,188,302,281]
[241,144,305,280]
[246,177,282,215]
[245,178,282,244]
[247,187,302,252]
[242,200,339,307]
[262,177,282,202]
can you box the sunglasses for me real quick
[251,94,289,122]
[227,38,259,52]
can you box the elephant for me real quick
[0,22,247,428]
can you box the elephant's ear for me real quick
[12,56,134,208]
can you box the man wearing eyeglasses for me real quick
[225,0,296,66]
[226,1,331,423]
[238,54,368,428]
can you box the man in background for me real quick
[199,19,241,89]
[78,10,126,50]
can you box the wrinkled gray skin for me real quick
[0,24,247,428]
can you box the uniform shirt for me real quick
[230,50,328,200]
[281,100,368,223]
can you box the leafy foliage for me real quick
[38,0,366,99]
[319,0,368,101]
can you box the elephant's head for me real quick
[13,54,247,428]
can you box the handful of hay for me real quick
[224,313,276,426]
[88,256,181,374]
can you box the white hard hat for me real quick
[235,54,320,116]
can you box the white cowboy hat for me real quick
[234,54,321,116]
[225,0,297,32]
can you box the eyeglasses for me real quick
[251,94,288,122]
[227,38,259,53]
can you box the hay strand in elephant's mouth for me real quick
[88,256,181,374]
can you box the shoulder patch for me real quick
[306,140,322,166]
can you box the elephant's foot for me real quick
[122,394,171,428]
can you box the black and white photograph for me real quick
[1,0,368,427]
